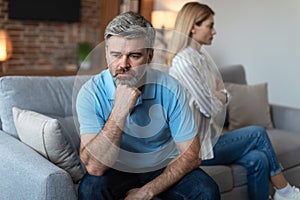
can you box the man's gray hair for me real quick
[104,12,156,48]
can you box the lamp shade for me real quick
[0,30,13,62]
[151,11,177,29]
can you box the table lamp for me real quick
[0,29,13,73]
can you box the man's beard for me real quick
[114,76,139,87]
[112,68,145,87]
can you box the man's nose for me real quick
[119,55,129,68]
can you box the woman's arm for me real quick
[170,51,228,118]
[170,59,212,116]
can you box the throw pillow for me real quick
[225,83,273,130]
[12,107,86,183]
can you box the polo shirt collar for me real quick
[104,68,156,102]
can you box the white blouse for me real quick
[170,46,226,160]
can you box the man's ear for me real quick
[147,49,154,63]
[105,45,109,62]
[105,45,108,54]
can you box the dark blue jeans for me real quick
[202,125,282,200]
[78,167,220,200]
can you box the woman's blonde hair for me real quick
[165,2,214,66]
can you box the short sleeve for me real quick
[76,80,105,135]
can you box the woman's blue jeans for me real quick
[78,167,220,200]
[202,125,282,200]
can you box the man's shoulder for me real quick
[171,48,195,70]
[147,67,179,86]
[78,69,113,98]
[146,67,187,99]
[81,69,109,87]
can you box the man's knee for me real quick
[200,174,220,199]
[78,173,111,200]
[188,169,220,199]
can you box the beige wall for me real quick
[154,0,300,109]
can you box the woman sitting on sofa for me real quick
[166,2,300,200]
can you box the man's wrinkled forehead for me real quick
[106,35,148,53]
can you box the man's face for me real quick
[106,36,153,87]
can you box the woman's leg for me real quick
[202,126,281,174]
[202,126,284,198]
[237,150,270,199]
[271,173,289,189]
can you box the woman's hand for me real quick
[211,77,225,104]
[213,90,226,104]
[215,77,225,91]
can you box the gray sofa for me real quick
[203,65,300,199]
[0,64,299,200]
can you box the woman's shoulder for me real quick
[173,47,198,62]
[175,46,193,57]
[171,47,196,68]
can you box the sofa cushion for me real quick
[55,115,81,154]
[225,82,273,130]
[201,165,234,193]
[230,164,248,187]
[12,107,86,183]
[267,129,300,170]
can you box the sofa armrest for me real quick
[0,131,77,200]
[270,104,300,134]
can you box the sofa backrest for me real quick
[0,75,90,138]
[219,64,247,85]
[0,64,246,136]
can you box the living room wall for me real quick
[0,0,101,71]
[154,0,300,109]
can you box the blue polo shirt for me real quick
[76,67,197,171]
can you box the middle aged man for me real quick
[76,11,220,200]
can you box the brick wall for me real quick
[0,0,101,70]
